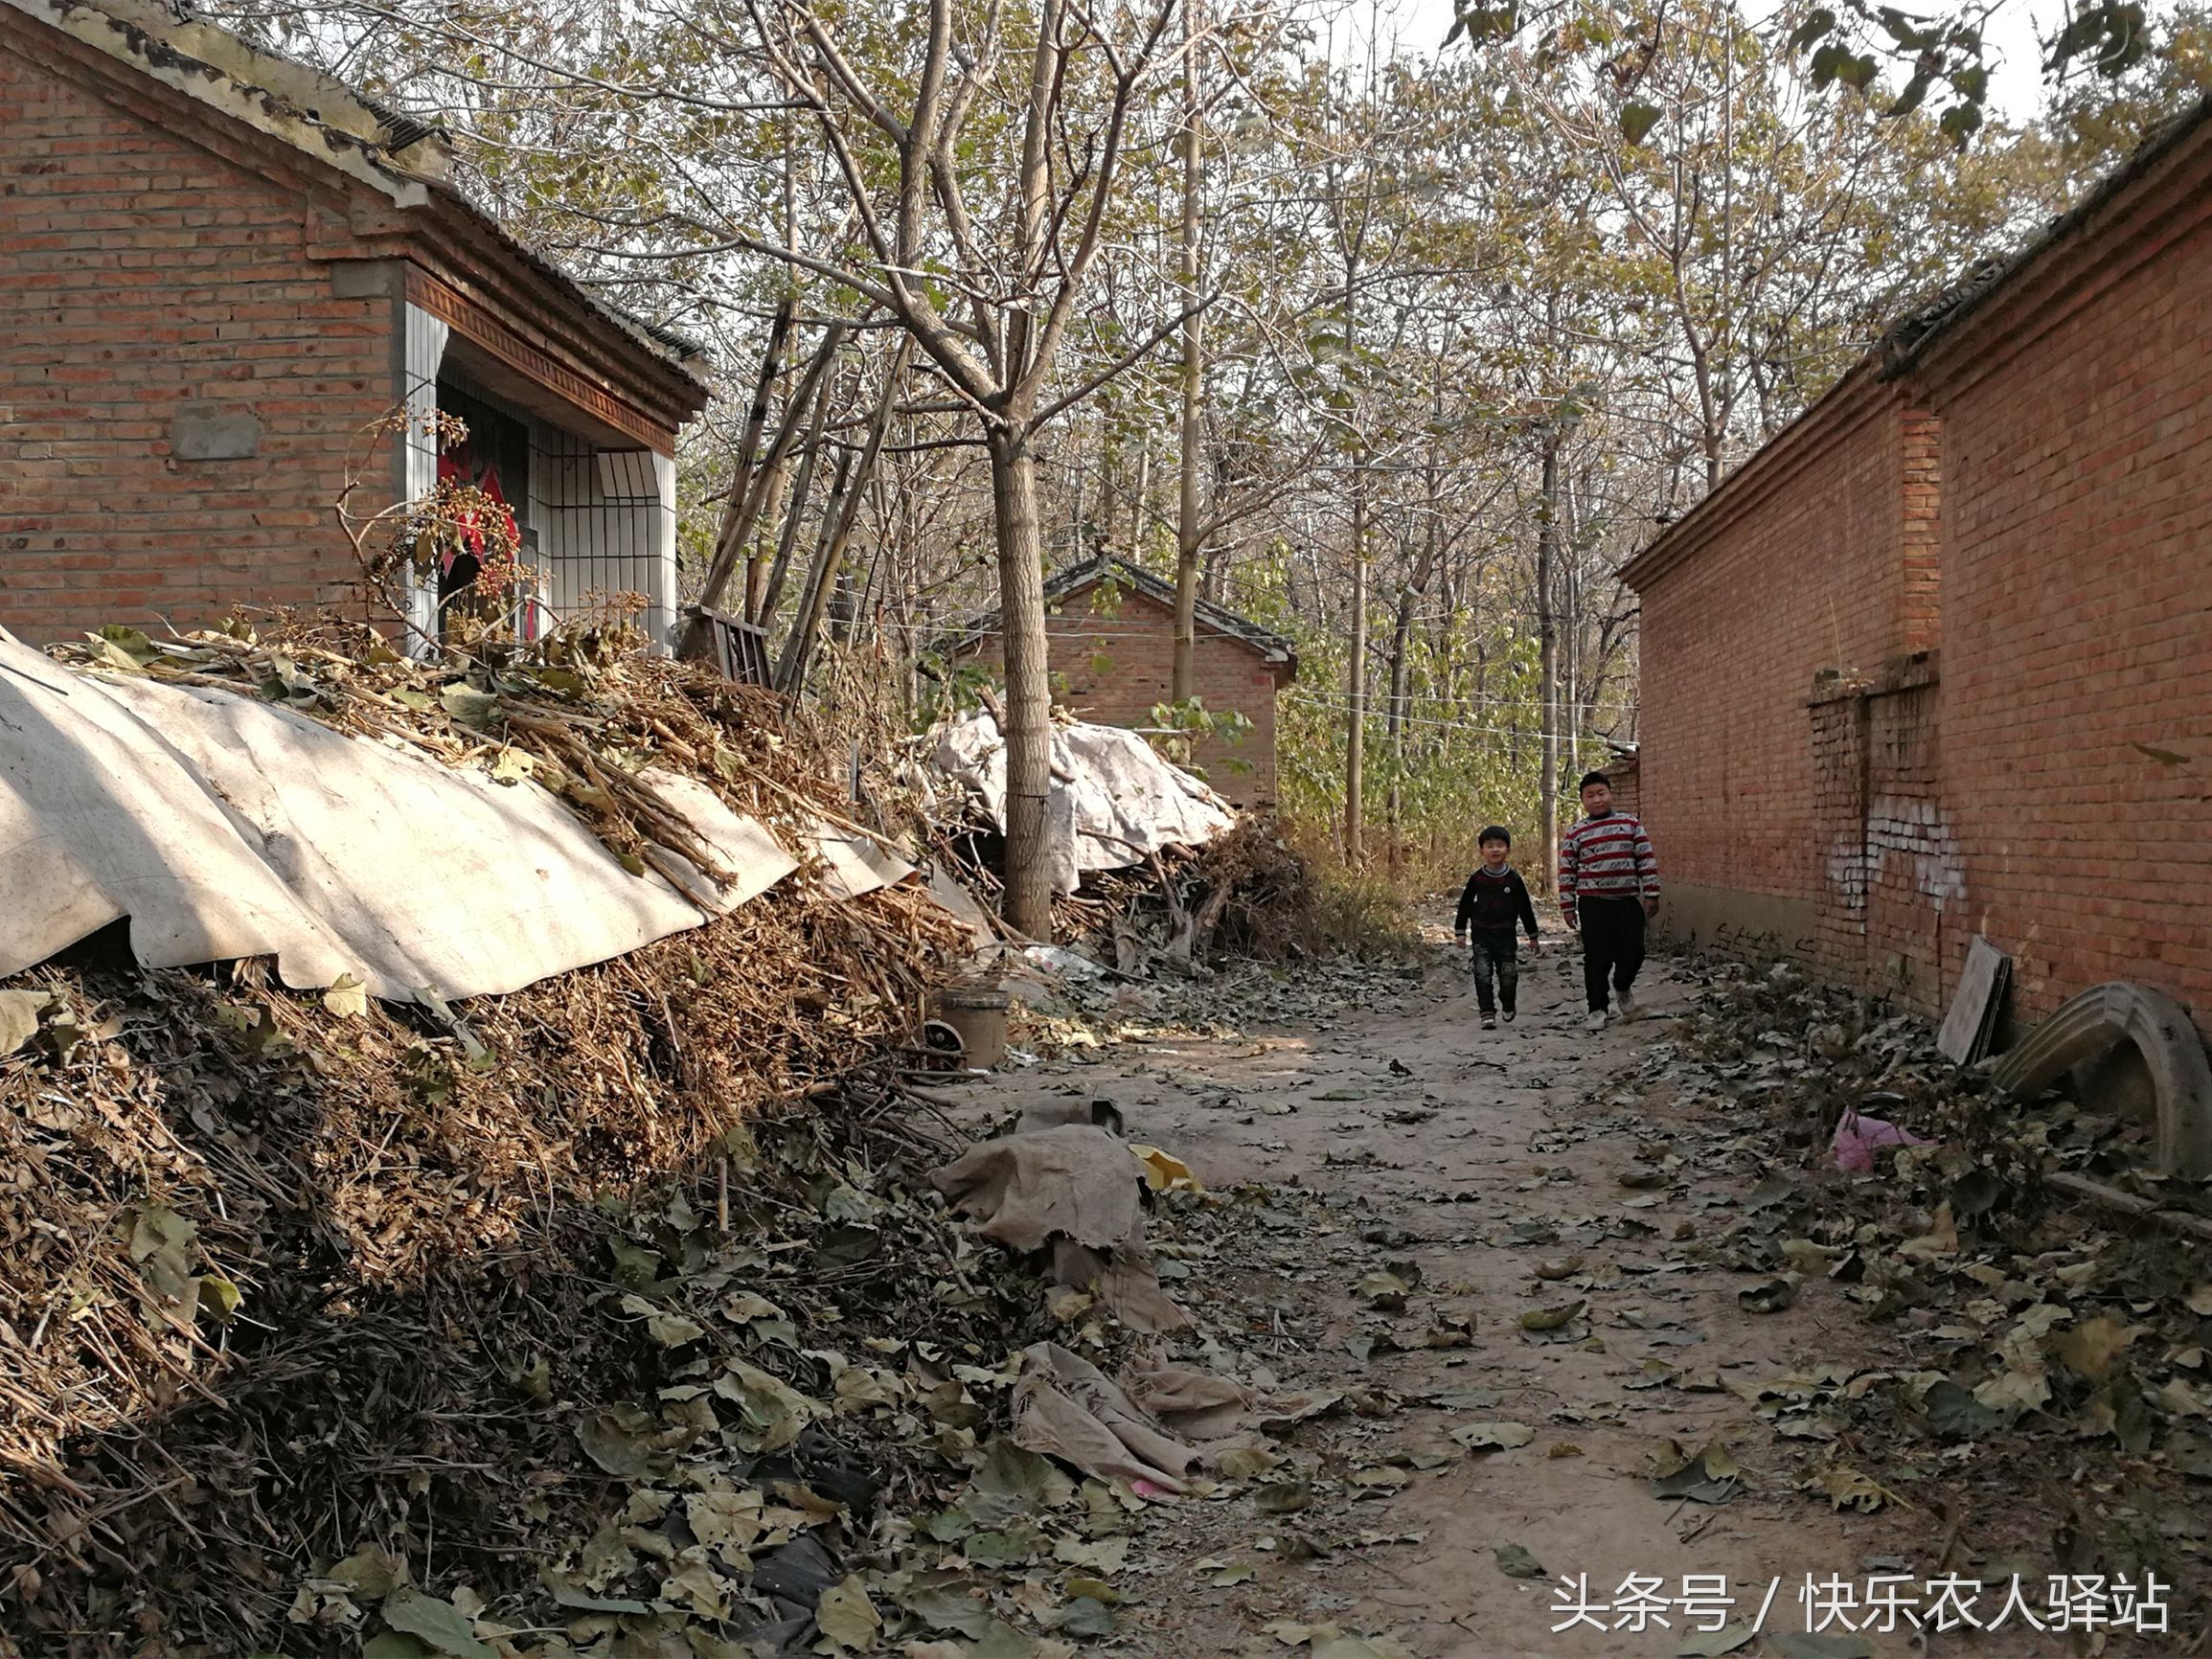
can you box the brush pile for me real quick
[1056,815,1403,975]
[0,615,981,1654]
[50,614,906,891]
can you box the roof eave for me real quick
[8,0,712,407]
[6,0,434,208]
[1042,555,1298,665]
[1881,93,2212,378]
[1616,358,1894,593]
[417,190,712,411]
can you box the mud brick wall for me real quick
[1630,376,1931,956]
[1926,184,2212,1025]
[0,38,393,643]
[959,585,1283,807]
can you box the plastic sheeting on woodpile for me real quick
[932,710,1239,895]
[0,633,909,1005]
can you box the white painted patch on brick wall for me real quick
[1828,797,1967,915]
[1868,795,1967,912]
[1828,834,1869,916]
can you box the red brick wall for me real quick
[1862,670,1950,1007]
[1632,381,1922,935]
[1599,756,1639,820]
[961,586,1283,807]
[1630,129,2212,1032]
[1928,208,2212,1024]
[1899,409,1943,653]
[0,40,395,643]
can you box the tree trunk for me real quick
[1434,562,1459,722]
[1170,0,1204,705]
[1537,423,1561,894]
[772,451,853,693]
[757,366,838,626]
[1385,531,1435,868]
[1130,432,1152,558]
[988,430,1056,938]
[1388,364,1443,868]
[774,341,909,693]
[703,298,789,619]
[1383,569,1412,871]
[1097,400,1120,559]
[1345,451,1368,866]
[1561,466,1583,786]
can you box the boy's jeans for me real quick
[1468,928,1520,1016]
[1578,896,1646,1012]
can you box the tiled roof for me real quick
[944,555,1299,672]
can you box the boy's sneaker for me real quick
[1481,1014,1497,1031]
[1502,1011,1516,1024]
[1616,989,1640,1021]
[1585,1009,1609,1033]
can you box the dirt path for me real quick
[952,920,2109,1659]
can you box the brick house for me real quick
[0,0,710,648]
[1620,99,2212,1032]
[947,556,1298,807]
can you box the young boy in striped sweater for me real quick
[1559,771,1660,1032]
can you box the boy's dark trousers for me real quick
[1468,928,1520,1016]
[1577,897,1646,1013]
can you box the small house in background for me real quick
[0,0,710,648]
[946,556,1298,808]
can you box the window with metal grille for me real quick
[527,428,665,634]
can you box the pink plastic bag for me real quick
[1831,1104,1937,1172]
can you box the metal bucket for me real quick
[931,984,1012,1070]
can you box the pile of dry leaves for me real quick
[0,615,986,1654]
[1620,958,2212,1605]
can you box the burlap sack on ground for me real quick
[1012,1342,1195,1491]
[928,1125,1141,1251]
[1125,1362,1257,1441]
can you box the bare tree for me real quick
[742,0,1183,933]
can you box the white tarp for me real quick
[933,712,1238,894]
[808,821,919,900]
[0,633,831,1003]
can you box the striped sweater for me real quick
[1558,811,1659,920]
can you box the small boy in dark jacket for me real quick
[1453,826,1540,1030]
